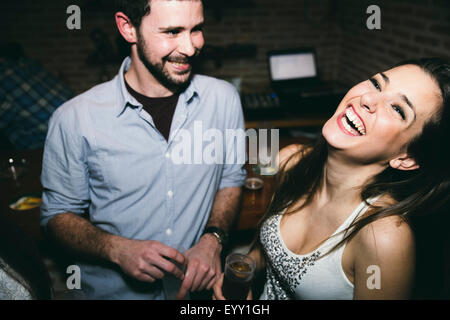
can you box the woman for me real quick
[214,58,450,300]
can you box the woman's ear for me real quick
[389,153,420,171]
[115,12,138,44]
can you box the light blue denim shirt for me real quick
[40,57,246,299]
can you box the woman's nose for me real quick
[360,92,380,113]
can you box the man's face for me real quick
[135,0,204,90]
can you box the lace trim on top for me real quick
[0,258,33,300]
[260,214,320,299]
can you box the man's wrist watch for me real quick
[203,226,229,246]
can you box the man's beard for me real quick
[136,31,199,92]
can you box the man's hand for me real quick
[46,213,187,285]
[176,234,222,299]
[110,237,186,283]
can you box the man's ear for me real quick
[115,12,138,44]
[389,153,420,171]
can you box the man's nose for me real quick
[178,33,196,57]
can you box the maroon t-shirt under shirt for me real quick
[125,80,179,141]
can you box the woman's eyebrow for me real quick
[380,72,390,84]
[401,94,417,120]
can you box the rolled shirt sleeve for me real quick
[40,104,90,228]
[218,85,246,190]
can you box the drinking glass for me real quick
[222,253,256,300]
[1,157,28,181]
[244,176,264,205]
[256,127,278,176]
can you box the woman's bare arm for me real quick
[352,215,415,299]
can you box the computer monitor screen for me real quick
[269,52,317,81]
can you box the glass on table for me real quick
[244,172,264,205]
[245,152,265,204]
[1,157,28,181]
[245,177,264,190]
[256,125,279,176]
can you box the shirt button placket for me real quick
[166,146,174,243]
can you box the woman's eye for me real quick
[368,77,406,120]
[370,78,381,91]
[392,104,406,120]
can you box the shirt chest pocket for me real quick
[84,124,163,193]
[97,151,163,195]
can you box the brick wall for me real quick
[2,0,449,95]
[337,0,450,86]
[3,0,119,94]
[201,0,341,92]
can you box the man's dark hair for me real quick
[115,1,204,29]
[115,0,151,29]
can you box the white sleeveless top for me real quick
[259,197,380,300]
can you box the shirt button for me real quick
[167,190,173,198]
[165,152,170,159]
[166,229,172,236]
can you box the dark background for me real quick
[2,0,449,94]
[1,0,449,300]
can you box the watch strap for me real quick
[203,226,228,246]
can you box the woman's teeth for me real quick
[344,107,366,135]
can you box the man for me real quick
[40,0,245,299]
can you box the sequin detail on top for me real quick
[260,214,320,299]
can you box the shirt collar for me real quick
[116,57,199,117]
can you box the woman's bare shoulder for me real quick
[353,211,415,261]
[350,211,415,299]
